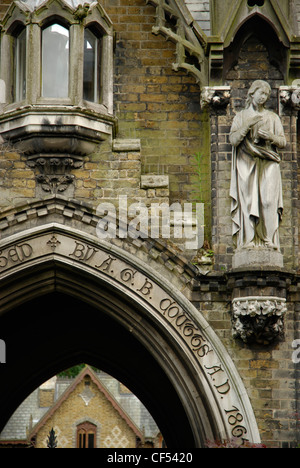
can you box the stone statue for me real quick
[229,80,286,252]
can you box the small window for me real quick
[42,23,69,98]
[83,28,102,103]
[77,422,97,449]
[14,28,26,102]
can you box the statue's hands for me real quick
[248,115,263,128]
[257,129,273,142]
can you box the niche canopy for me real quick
[0,0,115,159]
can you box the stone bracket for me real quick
[146,0,207,85]
[231,296,287,345]
[27,156,83,194]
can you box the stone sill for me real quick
[0,105,116,157]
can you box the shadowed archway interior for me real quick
[0,269,204,448]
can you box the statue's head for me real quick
[246,80,271,108]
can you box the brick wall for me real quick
[0,0,211,241]
[106,0,209,203]
[184,0,211,35]
[39,389,55,408]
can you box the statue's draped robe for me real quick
[229,109,286,250]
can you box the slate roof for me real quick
[0,367,159,443]
[29,366,143,440]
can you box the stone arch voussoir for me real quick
[0,221,261,447]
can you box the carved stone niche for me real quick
[231,296,287,345]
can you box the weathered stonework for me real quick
[0,0,300,449]
[232,297,287,345]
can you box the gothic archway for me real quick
[0,223,261,447]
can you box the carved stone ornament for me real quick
[200,86,231,110]
[231,296,287,345]
[27,156,83,194]
[0,0,115,194]
[79,386,95,407]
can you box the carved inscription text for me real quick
[0,234,252,441]
[0,243,33,269]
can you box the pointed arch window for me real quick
[77,422,97,449]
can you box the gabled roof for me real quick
[29,366,143,441]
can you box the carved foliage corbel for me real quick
[146,0,207,85]
[231,296,287,345]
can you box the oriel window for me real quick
[83,28,102,103]
[42,23,69,98]
[14,28,26,102]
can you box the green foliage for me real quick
[58,364,86,378]
[58,364,99,378]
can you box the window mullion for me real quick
[26,23,41,104]
[69,23,84,105]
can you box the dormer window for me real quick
[42,23,70,98]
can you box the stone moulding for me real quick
[231,296,287,345]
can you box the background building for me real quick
[0,366,160,448]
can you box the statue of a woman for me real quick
[229,80,286,251]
